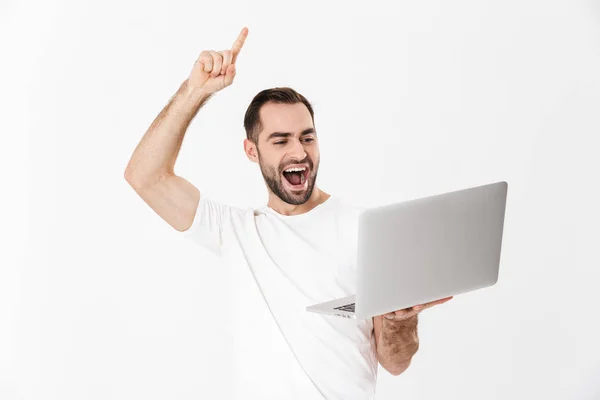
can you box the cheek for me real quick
[310,151,320,166]
[311,145,320,158]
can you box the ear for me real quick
[244,138,259,163]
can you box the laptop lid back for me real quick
[354,181,508,319]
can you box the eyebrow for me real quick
[267,128,316,141]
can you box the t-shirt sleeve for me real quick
[178,195,234,256]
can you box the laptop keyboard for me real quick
[334,303,355,313]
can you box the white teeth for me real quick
[284,167,306,173]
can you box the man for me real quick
[125,27,452,399]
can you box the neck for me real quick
[267,187,330,216]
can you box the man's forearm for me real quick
[377,315,419,375]
[125,79,212,185]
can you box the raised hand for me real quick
[187,27,249,94]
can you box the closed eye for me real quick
[274,138,314,145]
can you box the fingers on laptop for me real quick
[384,296,453,319]
[414,296,453,310]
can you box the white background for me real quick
[2,0,600,399]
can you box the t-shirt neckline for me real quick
[265,195,335,219]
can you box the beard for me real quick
[258,153,318,205]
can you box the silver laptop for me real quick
[306,181,508,320]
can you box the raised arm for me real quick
[124,27,249,231]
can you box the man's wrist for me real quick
[180,79,212,105]
[384,313,418,326]
[381,314,419,346]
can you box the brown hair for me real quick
[243,87,315,144]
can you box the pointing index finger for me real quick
[231,27,248,64]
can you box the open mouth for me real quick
[282,166,309,189]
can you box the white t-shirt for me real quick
[180,194,379,399]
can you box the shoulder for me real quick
[196,195,257,223]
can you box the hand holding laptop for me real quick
[382,296,453,321]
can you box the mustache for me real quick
[280,156,313,172]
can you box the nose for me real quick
[288,137,307,160]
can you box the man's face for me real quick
[252,102,320,205]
